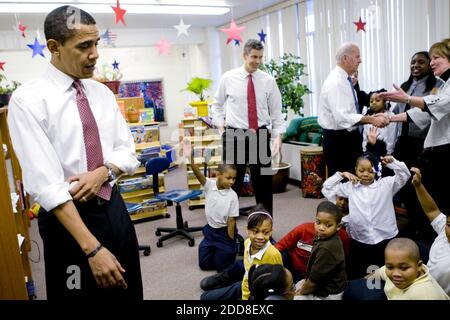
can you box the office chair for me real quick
[145,157,203,247]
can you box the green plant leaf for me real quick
[182,77,212,101]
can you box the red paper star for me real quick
[354,17,366,32]
[220,19,245,44]
[18,22,27,38]
[111,0,126,26]
[0,61,5,71]
[156,38,171,55]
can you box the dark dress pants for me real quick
[38,188,143,299]
[222,127,273,215]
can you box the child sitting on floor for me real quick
[293,201,347,300]
[200,210,282,300]
[275,201,350,283]
[183,138,239,271]
[372,237,449,300]
[322,153,410,279]
[248,264,295,300]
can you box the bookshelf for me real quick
[118,121,169,221]
[0,107,33,299]
[181,118,221,209]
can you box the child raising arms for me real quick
[322,154,410,279]
[184,139,239,271]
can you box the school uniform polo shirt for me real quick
[204,178,239,229]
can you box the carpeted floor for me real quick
[28,164,322,300]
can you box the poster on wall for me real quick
[118,79,166,122]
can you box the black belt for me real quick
[226,125,268,130]
[424,143,450,152]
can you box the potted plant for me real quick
[0,74,21,106]
[260,54,311,193]
[260,53,311,118]
[182,77,212,117]
[93,63,123,94]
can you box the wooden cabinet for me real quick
[181,118,221,209]
[0,107,33,299]
[118,122,168,221]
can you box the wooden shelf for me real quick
[0,107,32,299]
[135,141,161,151]
[130,207,168,221]
[121,187,165,200]
[128,121,159,127]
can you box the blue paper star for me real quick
[258,29,267,43]
[234,39,241,46]
[27,37,46,58]
[112,59,120,70]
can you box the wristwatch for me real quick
[104,163,117,182]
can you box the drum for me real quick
[300,146,326,198]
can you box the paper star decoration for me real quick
[156,38,172,55]
[234,39,241,46]
[220,19,245,45]
[18,22,27,38]
[112,60,120,70]
[111,0,127,26]
[27,38,46,58]
[354,17,367,32]
[0,61,5,71]
[257,29,267,43]
[173,18,191,37]
[100,28,117,46]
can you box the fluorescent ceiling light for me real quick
[0,2,230,15]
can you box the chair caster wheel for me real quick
[165,213,171,218]
[143,249,151,256]
[188,239,195,247]
[189,206,193,210]
[156,240,163,248]
[184,221,189,228]
[155,230,161,236]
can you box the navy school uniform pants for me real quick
[198,224,237,272]
[38,188,143,299]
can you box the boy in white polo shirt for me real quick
[189,154,239,271]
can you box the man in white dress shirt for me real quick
[318,42,389,176]
[211,39,285,216]
[7,6,143,299]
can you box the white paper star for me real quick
[173,18,191,37]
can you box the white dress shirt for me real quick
[204,178,239,229]
[362,111,398,154]
[210,66,286,136]
[428,213,450,295]
[7,64,139,211]
[423,77,450,148]
[318,66,363,130]
[322,159,410,244]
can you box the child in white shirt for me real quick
[322,153,410,279]
[411,167,450,295]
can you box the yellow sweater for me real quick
[377,265,450,300]
[241,238,283,300]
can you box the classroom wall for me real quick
[0,27,213,144]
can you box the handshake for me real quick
[368,113,391,128]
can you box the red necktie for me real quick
[73,80,112,200]
[247,74,258,131]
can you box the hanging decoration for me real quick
[220,19,245,45]
[111,0,127,26]
[173,18,191,37]
[17,22,27,38]
[156,38,172,55]
[257,29,267,43]
[0,61,5,71]
[112,59,120,70]
[234,39,241,46]
[27,38,46,58]
[353,17,367,32]
[101,28,117,47]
